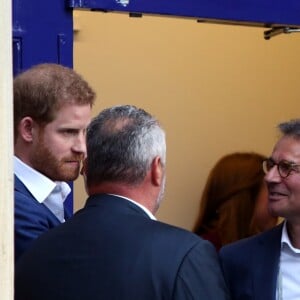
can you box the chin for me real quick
[57,172,80,182]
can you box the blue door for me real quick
[68,0,300,28]
[12,0,74,211]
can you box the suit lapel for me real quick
[64,206,72,220]
[253,224,282,300]
[15,174,63,224]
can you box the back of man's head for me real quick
[85,105,166,189]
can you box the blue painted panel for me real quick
[13,0,73,73]
[13,37,22,76]
[68,0,300,27]
[13,0,74,213]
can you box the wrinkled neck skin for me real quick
[87,178,159,215]
[85,157,165,215]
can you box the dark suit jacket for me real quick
[15,194,230,300]
[14,175,71,261]
[219,224,283,300]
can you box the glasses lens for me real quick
[278,161,292,178]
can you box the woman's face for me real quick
[251,181,278,232]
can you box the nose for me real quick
[72,133,87,155]
[264,165,281,183]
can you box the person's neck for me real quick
[287,221,300,249]
[87,181,157,215]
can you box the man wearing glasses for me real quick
[220,119,300,300]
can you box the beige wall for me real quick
[73,11,300,230]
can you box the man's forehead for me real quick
[272,136,300,158]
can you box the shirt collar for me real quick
[281,220,300,254]
[108,193,156,220]
[14,156,71,203]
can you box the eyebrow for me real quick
[269,158,299,165]
[279,159,299,165]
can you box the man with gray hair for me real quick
[220,119,300,300]
[15,105,230,300]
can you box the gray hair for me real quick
[278,119,300,138]
[86,105,166,187]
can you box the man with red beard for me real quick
[14,63,95,261]
[220,119,300,300]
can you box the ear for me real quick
[151,156,164,187]
[18,117,35,142]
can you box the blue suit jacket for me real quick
[14,175,71,261]
[219,224,283,300]
[15,193,230,300]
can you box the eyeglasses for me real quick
[262,158,300,178]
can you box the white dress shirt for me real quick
[14,156,71,222]
[277,221,300,300]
